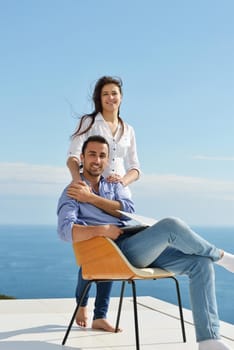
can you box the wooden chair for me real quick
[62,236,186,349]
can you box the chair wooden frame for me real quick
[62,236,186,349]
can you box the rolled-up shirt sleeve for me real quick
[57,188,85,242]
[124,126,141,177]
[112,182,135,217]
[67,118,91,161]
[67,135,84,161]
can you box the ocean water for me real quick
[0,224,233,324]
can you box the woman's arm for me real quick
[120,168,140,186]
[106,168,139,186]
[124,126,141,182]
[67,117,91,182]
[66,157,82,183]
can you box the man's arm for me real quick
[57,187,126,242]
[67,181,122,217]
[72,224,123,242]
[87,194,121,217]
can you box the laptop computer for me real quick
[117,210,157,227]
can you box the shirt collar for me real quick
[96,112,105,121]
[96,112,122,136]
[80,173,105,185]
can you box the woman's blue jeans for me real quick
[76,217,222,341]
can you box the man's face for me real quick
[81,141,109,177]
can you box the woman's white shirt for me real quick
[67,113,140,178]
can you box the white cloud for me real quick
[131,173,234,201]
[1,163,234,202]
[0,162,70,196]
[193,155,234,161]
[130,174,234,226]
[0,163,234,225]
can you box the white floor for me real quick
[0,297,233,350]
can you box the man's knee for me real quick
[158,216,185,229]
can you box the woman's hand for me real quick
[106,173,125,185]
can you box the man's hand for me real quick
[98,224,124,240]
[67,181,92,203]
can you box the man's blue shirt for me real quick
[57,176,135,242]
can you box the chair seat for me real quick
[130,266,174,279]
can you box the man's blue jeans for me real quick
[76,217,222,341]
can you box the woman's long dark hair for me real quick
[72,76,124,138]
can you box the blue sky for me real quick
[0,0,233,226]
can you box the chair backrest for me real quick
[73,237,137,279]
[73,237,174,280]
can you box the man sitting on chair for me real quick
[57,135,234,350]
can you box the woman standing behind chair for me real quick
[66,76,141,331]
[67,76,140,188]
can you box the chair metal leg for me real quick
[170,276,186,342]
[63,276,186,348]
[115,281,126,332]
[131,280,140,350]
[62,281,93,345]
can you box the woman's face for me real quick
[100,83,122,114]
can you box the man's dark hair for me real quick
[81,135,110,155]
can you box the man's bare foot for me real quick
[76,306,88,328]
[92,318,122,332]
